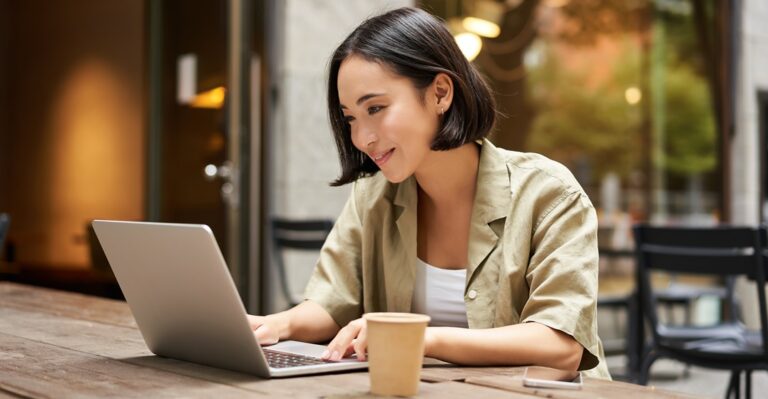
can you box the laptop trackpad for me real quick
[268,340,360,362]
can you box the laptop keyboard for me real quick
[263,349,329,368]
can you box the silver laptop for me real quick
[92,220,368,378]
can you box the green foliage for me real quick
[661,64,716,175]
[525,39,643,180]
[525,38,716,181]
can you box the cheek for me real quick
[381,105,419,141]
[383,105,435,150]
[379,114,400,141]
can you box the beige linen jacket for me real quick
[304,139,610,379]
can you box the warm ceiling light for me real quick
[625,87,642,105]
[191,86,226,109]
[454,32,483,62]
[462,17,501,38]
[463,0,504,38]
[544,0,570,8]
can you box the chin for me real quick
[381,170,410,184]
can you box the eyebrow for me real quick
[340,93,385,109]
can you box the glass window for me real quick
[421,0,723,240]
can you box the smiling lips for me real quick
[370,148,395,166]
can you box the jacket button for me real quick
[467,289,478,299]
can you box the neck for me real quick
[414,142,480,207]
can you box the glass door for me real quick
[146,0,264,309]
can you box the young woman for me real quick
[249,7,610,379]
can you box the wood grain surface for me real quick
[0,282,700,398]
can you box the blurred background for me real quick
[0,0,766,394]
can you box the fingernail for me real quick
[331,350,340,361]
[321,350,329,359]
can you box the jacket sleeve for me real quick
[302,182,364,328]
[519,188,602,371]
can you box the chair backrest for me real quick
[0,213,9,257]
[633,225,768,357]
[270,218,334,306]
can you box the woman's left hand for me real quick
[322,318,368,361]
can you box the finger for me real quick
[325,325,358,361]
[353,324,367,361]
[343,339,357,358]
[246,314,265,330]
[324,320,363,361]
[254,325,278,345]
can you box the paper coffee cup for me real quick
[364,312,430,397]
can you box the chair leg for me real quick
[626,292,644,383]
[725,371,739,399]
[745,370,751,399]
[724,372,732,399]
[638,350,657,385]
[680,301,692,379]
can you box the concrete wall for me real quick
[732,0,768,328]
[266,0,412,311]
[731,0,768,225]
[5,0,145,268]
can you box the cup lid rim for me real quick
[363,312,431,323]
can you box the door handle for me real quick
[204,161,239,208]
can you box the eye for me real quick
[343,115,356,124]
[367,105,385,115]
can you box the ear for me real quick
[432,73,454,115]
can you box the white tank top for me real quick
[411,258,469,328]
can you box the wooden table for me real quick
[0,282,699,398]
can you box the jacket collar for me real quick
[389,139,511,311]
[465,139,511,281]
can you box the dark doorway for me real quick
[146,0,267,309]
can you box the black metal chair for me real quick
[597,246,635,359]
[634,225,768,399]
[0,213,9,258]
[270,218,334,307]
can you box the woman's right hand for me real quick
[247,314,280,345]
[245,301,341,347]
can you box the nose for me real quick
[353,123,378,150]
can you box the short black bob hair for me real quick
[327,7,496,186]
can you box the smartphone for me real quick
[522,367,583,390]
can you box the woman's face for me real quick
[337,55,442,183]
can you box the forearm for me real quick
[265,300,340,343]
[426,322,583,370]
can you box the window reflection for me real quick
[422,0,723,238]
